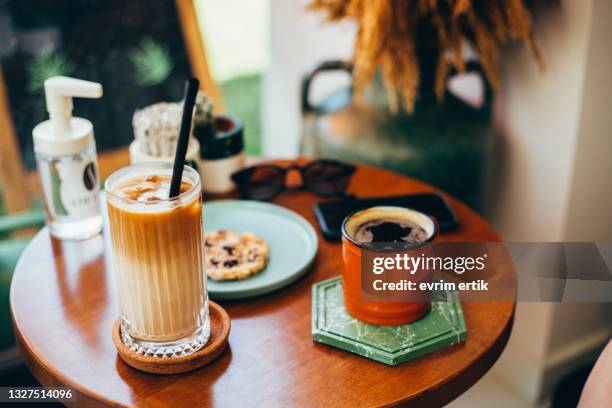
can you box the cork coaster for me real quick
[113,301,230,374]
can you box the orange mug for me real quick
[341,206,438,326]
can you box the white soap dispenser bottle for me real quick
[32,76,103,240]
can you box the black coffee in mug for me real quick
[354,218,428,243]
[344,206,436,245]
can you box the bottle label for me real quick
[59,160,99,217]
[47,159,100,218]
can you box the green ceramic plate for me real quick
[204,200,318,300]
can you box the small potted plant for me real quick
[192,92,245,194]
[130,101,201,170]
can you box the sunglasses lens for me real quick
[303,161,353,195]
[237,166,283,200]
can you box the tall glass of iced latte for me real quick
[106,162,209,357]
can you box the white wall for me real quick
[263,0,355,156]
[546,0,612,391]
[490,0,612,401]
[489,0,592,242]
[563,0,612,242]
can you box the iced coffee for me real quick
[105,162,209,357]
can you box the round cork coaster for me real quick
[112,301,230,375]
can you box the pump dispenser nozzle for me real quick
[44,76,102,138]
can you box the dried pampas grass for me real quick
[309,0,542,112]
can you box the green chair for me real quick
[0,210,46,373]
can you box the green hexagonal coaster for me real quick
[312,276,467,366]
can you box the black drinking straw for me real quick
[169,77,200,198]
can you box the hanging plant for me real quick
[26,46,75,93]
[309,0,543,112]
[128,37,174,86]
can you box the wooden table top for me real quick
[10,160,515,407]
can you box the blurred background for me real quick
[0,0,611,406]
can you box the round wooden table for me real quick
[10,160,515,407]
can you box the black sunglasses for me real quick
[231,159,356,200]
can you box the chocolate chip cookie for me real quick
[205,230,269,281]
